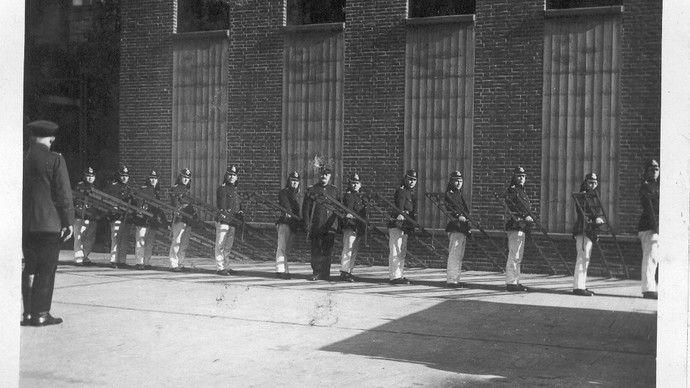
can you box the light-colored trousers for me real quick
[169,221,191,268]
[388,227,408,280]
[447,232,467,284]
[340,228,362,273]
[135,225,156,265]
[275,224,294,273]
[214,222,236,270]
[505,230,526,285]
[573,234,593,290]
[110,220,131,264]
[638,230,659,293]
[74,218,97,262]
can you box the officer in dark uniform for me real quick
[339,173,366,282]
[22,120,74,326]
[444,171,471,287]
[504,166,534,292]
[133,170,164,270]
[105,165,134,268]
[169,168,196,271]
[73,166,99,266]
[302,166,339,281]
[214,165,242,276]
[387,169,418,284]
[638,159,660,299]
[275,171,301,279]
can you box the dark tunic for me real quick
[216,183,242,225]
[571,188,604,241]
[73,181,99,221]
[341,190,367,237]
[132,185,165,228]
[105,180,134,223]
[638,178,659,233]
[170,184,196,225]
[276,187,301,231]
[444,189,471,236]
[302,183,339,238]
[505,184,533,232]
[387,187,417,233]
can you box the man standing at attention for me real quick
[22,120,74,326]
[302,166,339,281]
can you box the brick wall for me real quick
[119,0,176,188]
[226,0,286,195]
[343,0,408,195]
[618,0,662,233]
[472,1,546,230]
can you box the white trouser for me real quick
[340,228,361,273]
[214,222,236,270]
[169,221,191,268]
[573,234,593,290]
[275,224,293,273]
[447,232,467,284]
[638,230,659,293]
[74,218,97,262]
[505,230,526,285]
[110,220,130,264]
[388,228,408,280]
[135,225,156,265]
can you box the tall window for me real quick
[540,11,622,232]
[177,0,229,33]
[287,0,345,25]
[409,0,475,18]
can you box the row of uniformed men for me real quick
[72,161,660,299]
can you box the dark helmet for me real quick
[348,173,361,183]
[513,166,526,176]
[450,170,463,180]
[288,171,300,181]
[118,165,130,176]
[179,168,191,178]
[405,169,418,180]
[84,166,96,177]
[585,172,598,182]
[148,170,159,178]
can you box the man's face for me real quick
[228,174,238,184]
[516,174,526,185]
[149,177,158,186]
[586,180,598,191]
[119,175,129,184]
[350,181,361,192]
[320,173,331,185]
[452,178,463,191]
[406,177,417,189]
[181,177,190,185]
[85,175,95,184]
[647,167,660,180]
[289,180,300,190]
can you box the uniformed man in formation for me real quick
[302,166,339,281]
[132,170,164,270]
[73,166,98,266]
[106,165,134,268]
[339,173,366,282]
[169,168,195,272]
[274,171,301,279]
[214,166,242,276]
[387,169,418,285]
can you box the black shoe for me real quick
[75,261,84,267]
[309,274,323,281]
[20,315,31,326]
[144,265,153,270]
[276,272,291,280]
[506,284,528,292]
[109,262,118,268]
[390,277,411,285]
[642,291,658,300]
[573,288,594,296]
[135,264,145,270]
[31,313,63,327]
[82,258,92,266]
[340,271,356,282]
[170,267,182,272]
[216,269,231,276]
[446,282,463,289]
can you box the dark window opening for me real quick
[287,0,345,25]
[546,0,623,9]
[178,0,229,33]
[409,0,475,18]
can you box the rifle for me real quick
[426,192,506,272]
[181,192,275,247]
[83,186,153,221]
[311,191,377,247]
[246,192,303,223]
[495,191,572,276]
[365,192,432,236]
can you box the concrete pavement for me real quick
[20,251,656,387]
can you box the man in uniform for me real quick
[275,171,301,279]
[215,165,243,276]
[73,166,99,266]
[638,159,660,299]
[22,120,74,326]
[504,166,534,292]
[387,169,418,284]
[106,165,134,268]
[339,173,366,282]
[169,168,196,271]
[302,166,339,281]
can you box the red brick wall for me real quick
[119,0,176,188]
